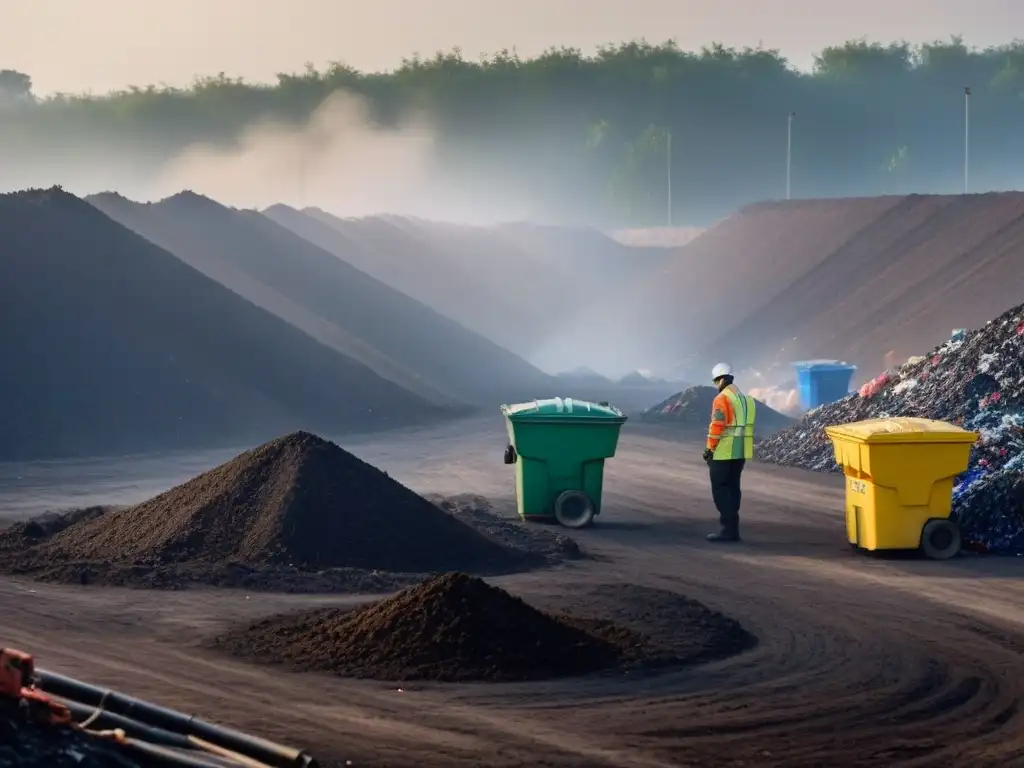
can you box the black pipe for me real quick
[37,669,319,768]
[121,738,250,768]
[61,698,193,749]
[62,700,267,768]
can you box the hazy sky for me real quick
[5,0,1023,95]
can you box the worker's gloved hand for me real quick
[702,448,714,463]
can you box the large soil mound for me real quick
[90,193,553,406]
[625,193,1024,379]
[0,432,528,588]
[291,208,663,360]
[0,187,442,461]
[215,573,750,682]
[641,386,795,436]
[757,301,1024,553]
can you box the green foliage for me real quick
[5,38,1024,224]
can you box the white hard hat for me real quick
[711,362,733,381]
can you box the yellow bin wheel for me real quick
[920,518,961,560]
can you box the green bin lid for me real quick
[501,397,625,421]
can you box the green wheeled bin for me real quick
[500,397,627,529]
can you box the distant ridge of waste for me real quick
[757,302,1024,553]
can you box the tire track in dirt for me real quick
[2,420,1024,766]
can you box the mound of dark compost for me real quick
[217,573,643,682]
[0,432,530,590]
[757,301,1024,553]
[0,187,444,462]
[215,574,756,683]
[0,701,142,768]
[640,385,795,435]
[93,193,553,406]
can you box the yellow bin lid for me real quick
[824,417,979,445]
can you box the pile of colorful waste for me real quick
[757,302,1024,553]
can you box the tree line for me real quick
[4,37,1024,225]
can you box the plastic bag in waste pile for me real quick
[756,301,1024,553]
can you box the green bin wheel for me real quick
[920,518,961,560]
[553,490,595,529]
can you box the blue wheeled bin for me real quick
[793,360,857,410]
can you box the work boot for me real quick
[706,528,740,543]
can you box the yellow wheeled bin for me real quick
[824,418,978,560]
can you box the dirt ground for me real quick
[3,416,1024,767]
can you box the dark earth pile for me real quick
[0,702,142,768]
[92,193,553,406]
[0,432,531,590]
[640,385,795,435]
[0,187,443,462]
[215,574,756,683]
[757,301,1024,552]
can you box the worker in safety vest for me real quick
[702,362,756,542]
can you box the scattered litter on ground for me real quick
[757,302,1024,552]
[640,386,796,435]
[213,573,755,682]
[0,432,545,591]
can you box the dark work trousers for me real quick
[708,458,746,532]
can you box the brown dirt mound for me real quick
[699,192,1024,378]
[214,573,672,682]
[91,194,553,406]
[617,193,1024,382]
[0,432,530,588]
[292,209,663,360]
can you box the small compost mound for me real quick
[640,385,795,435]
[218,573,642,682]
[215,574,755,682]
[0,703,142,768]
[757,301,1024,553]
[0,432,531,589]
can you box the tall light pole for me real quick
[963,86,971,194]
[786,112,796,200]
[666,130,673,226]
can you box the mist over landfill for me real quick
[5,9,1024,767]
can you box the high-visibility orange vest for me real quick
[713,387,756,460]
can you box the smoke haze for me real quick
[1,90,541,223]
[154,91,441,215]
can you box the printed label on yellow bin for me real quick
[850,478,867,494]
